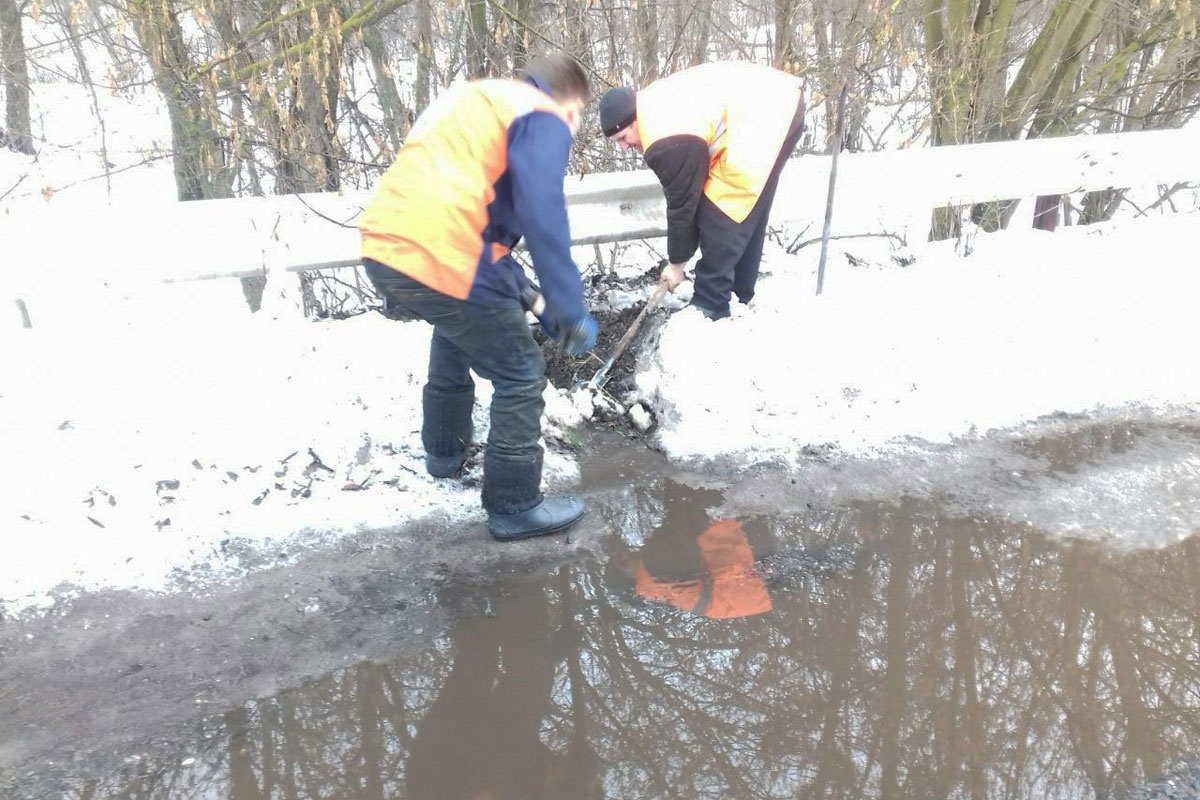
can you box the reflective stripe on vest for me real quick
[636,62,801,223]
[359,80,566,299]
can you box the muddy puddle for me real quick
[5,420,1200,799]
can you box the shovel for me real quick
[584,281,671,391]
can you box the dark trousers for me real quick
[692,104,807,317]
[364,259,547,515]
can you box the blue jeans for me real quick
[364,259,547,514]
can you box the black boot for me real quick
[422,385,474,478]
[482,446,543,514]
[481,448,587,540]
[489,495,587,541]
[692,302,731,320]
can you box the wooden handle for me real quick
[610,282,669,362]
[587,282,670,389]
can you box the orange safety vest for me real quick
[636,62,802,223]
[359,80,567,300]
[635,518,773,619]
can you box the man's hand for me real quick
[660,262,686,292]
[559,314,598,356]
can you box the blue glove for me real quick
[558,314,598,356]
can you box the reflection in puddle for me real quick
[35,482,1200,799]
[621,481,773,619]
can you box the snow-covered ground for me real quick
[5,55,1199,617]
[0,285,582,616]
[7,210,1198,616]
[635,213,1200,464]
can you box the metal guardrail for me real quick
[5,127,1199,326]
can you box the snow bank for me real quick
[636,214,1200,465]
[0,289,581,616]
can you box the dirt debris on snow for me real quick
[536,261,671,439]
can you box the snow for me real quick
[0,286,581,616]
[628,403,653,433]
[636,213,1200,466]
[6,156,1199,616]
[6,55,1200,616]
[0,82,177,212]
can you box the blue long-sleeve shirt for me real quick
[467,82,585,331]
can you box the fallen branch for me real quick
[788,231,906,255]
[306,448,336,474]
[1144,182,1193,215]
[292,193,361,229]
[0,172,29,203]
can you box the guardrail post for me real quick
[15,298,32,329]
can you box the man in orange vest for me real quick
[599,62,806,319]
[360,53,596,541]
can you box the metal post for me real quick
[817,80,850,296]
[15,298,32,329]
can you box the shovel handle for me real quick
[611,282,669,363]
[588,282,670,390]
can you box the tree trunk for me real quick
[774,0,800,72]
[362,21,409,154]
[1079,188,1123,225]
[0,0,34,154]
[690,0,713,66]
[210,1,266,197]
[414,0,434,113]
[879,510,913,798]
[635,0,658,82]
[507,0,528,72]
[1002,0,1113,139]
[923,0,1022,239]
[276,7,343,194]
[951,532,986,800]
[54,0,112,194]
[353,665,387,800]
[131,0,272,308]
[130,0,233,202]
[564,0,592,69]
[226,706,261,800]
[466,0,491,78]
[969,197,1018,232]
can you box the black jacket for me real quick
[644,97,807,264]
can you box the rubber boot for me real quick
[489,495,587,542]
[481,447,543,515]
[693,302,731,321]
[481,448,587,540]
[422,385,474,478]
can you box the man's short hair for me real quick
[521,52,591,104]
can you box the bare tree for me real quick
[414,0,435,113]
[636,0,660,82]
[0,0,33,154]
[465,0,492,77]
[923,0,1200,236]
[50,0,112,193]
